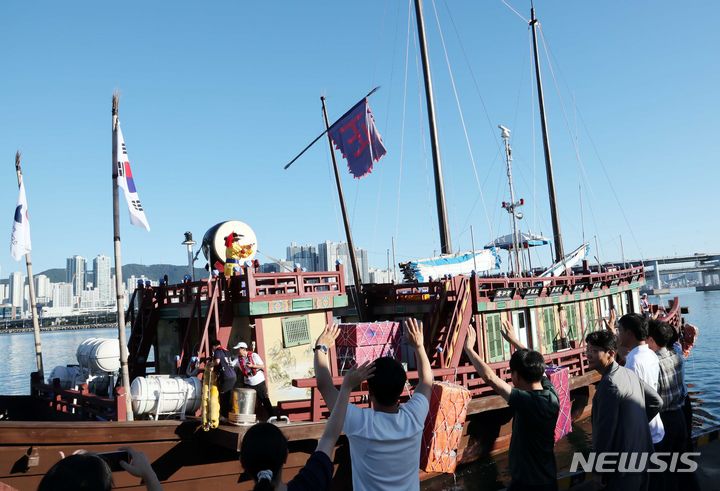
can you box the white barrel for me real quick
[131,375,202,416]
[76,338,121,373]
[48,365,85,389]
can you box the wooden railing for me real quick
[32,374,128,422]
[142,265,346,309]
[473,265,645,302]
[289,346,589,422]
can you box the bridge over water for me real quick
[627,253,720,291]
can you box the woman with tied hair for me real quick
[240,361,374,491]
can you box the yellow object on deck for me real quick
[201,364,220,430]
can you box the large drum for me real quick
[201,220,258,268]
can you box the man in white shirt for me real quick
[313,319,432,491]
[233,341,275,419]
[617,313,665,445]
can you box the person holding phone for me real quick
[38,447,161,491]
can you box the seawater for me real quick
[0,327,127,395]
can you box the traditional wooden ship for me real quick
[0,2,697,490]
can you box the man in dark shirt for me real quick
[464,322,559,491]
[211,339,237,417]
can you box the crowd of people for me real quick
[38,313,699,491]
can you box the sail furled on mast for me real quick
[328,98,387,178]
[113,121,150,231]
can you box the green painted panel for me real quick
[333,295,349,307]
[496,302,506,309]
[249,302,269,315]
[527,299,536,306]
[292,298,314,311]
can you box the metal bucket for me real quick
[228,388,256,425]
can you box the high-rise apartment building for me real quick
[34,274,51,303]
[93,254,112,305]
[66,255,86,296]
[9,271,25,308]
[286,242,318,272]
[52,283,74,309]
[317,241,369,286]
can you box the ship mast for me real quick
[530,5,565,263]
[414,0,452,254]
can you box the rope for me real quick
[538,26,645,261]
[430,0,494,242]
[393,0,413,251]
[501,0,530,24]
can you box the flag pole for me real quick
[112,92,134,421]
[14,152,44,380]
[321,96,364,320]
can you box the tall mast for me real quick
[414,0,452,254]
[321,96,364,319]
[14,153,44,379]
[530,6,564,262]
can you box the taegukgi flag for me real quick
[10,179,31,261]
[113,120,150,231]
[329,98,387,179]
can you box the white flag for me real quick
[10,179,32,261]
[113,121,150,231]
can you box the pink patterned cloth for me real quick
[545,365,572,442]
[336,322,402,366]
[337,322,400,347]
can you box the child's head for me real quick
[240,422,288,490]
[38,454,113,491]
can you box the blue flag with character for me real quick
[329,98,387,178]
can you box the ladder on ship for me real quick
[428,276,474,369]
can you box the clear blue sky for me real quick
[1,0,718,278]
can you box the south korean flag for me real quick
[113,120,150,231]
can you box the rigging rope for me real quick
[537,26,645,260]
[501,0,530,24]
[393,0,413,253]
[430,0,495,243]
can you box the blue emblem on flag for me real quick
[14,205,23,223]
[329,98,387,178]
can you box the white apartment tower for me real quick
[93,254,112,305]
[66,255,86,296]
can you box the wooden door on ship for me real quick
[510,310,531,350]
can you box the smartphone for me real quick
[97,450,130,472]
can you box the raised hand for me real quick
[118,448,158,483]
[342,361,375,389]
[464,325,477,353]
[501,320,516,342]
[316,323,340,348]
[403,318,424,350]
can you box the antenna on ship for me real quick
[13,152,44,380]
[498,126,525,275]
[530,4,565,263]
